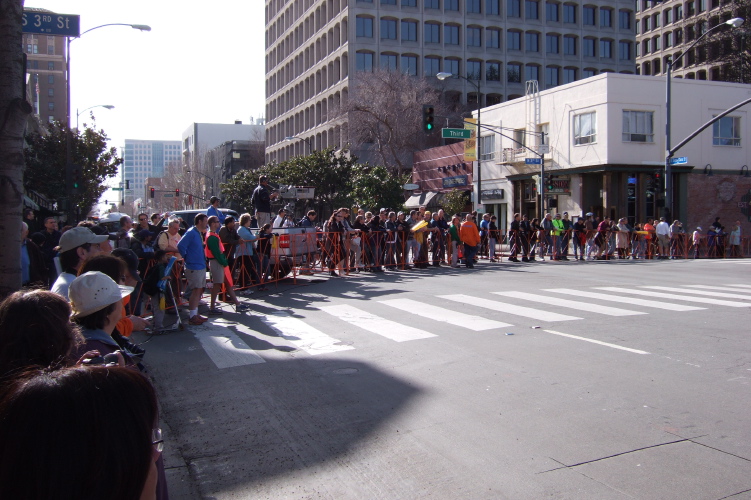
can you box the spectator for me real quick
[272,208,292,229]
[487,215,499,263]
[116,215,133,249]
[87,224,116,254]
[177,213,209,325]
[541,213,554,260]
[447,215,463,268]
[150,213,161,226]
[520,214,534,262]
[298,210,319,273]
[251,176,277,227]
[572,216,586,261]
[50,227,108,299]
[351,214,368,272]
[643,219,656,259]
[236,213,261,288]
[560,212,573,260]
[206,196,227,224]
[669,220,685,259]
[256,223,273,289]
[156,219,182,259]
[459,215,480,269]
[479,213,491,258]
[323,211,346,277]
[0,365,162,500]
[142,250,173,333]
[551,213,564,260]
[21,222,47,287]
[691,226,703,258]
[219,216,241,272]
[508,213,521,262]
[729,221,742,257]
[205,216,249,314]
[24,208,39,234]
[33,216,61,284]
[131,229,156,277]
[136,212,159,234]
[655,217,671,259]
[615,218,630,259]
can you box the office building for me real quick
[122,139,183,205]
[22,30,67,125]
[265,0,637,164]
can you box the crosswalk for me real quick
[189,283,750,369]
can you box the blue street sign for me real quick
[669,157,688,165]
[22,10,80,37]
[525,158,542,165]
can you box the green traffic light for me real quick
[426,123,433,130]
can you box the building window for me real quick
[563,3,576,23]
[445,58,460,77]
[467,27,482,47]
[583,6,595,25]
[47,61,54,70]
[48,88,54,97]
[380,53,398,69]
[480,135,495,160]
[525,64,540,81]
[713,116,741,146]
[467,60,481,79]
[425,22,440,43]
[467,0,481,13]
[563,35,576,54]
[507,63,522,82]
[546,1,559,21]
[48,102,54,111]
[401,20,418,41]
[486,62,501,81]
[402,0,417,5]
[487,28,501,48]
[424,56,441,76]
[545,66,559,87]
[583,38,595,56]
[525,0,539,19]
[600,8,612,27]
[356,16,373,37]
[663,8,673,24]
[546,34,559,53]
[382,0,397,4]
[401,54,418,75]
[623,110,654,142]
[425,0,440,8]
[487,0,500,15]
[48,74,54,84]
[563,67,576,83]
[583,68,596,78]
[445,0,459,10]
[618,41,631,60]
[698,0,706,12]
[600,39,612,58]
[445,24,460,45]
[508,31,521,50]
[574,112,596,145]
[356,51,374,71]
[525,32,539,52]
[381,19,397,39]
[508,0,521,17]
[619,10,631,29]
[674,5,683,20]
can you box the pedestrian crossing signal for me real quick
[422,105,435,133]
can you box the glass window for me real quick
[622,110,654,142]
[525,0,539,19]
[583,38,595,56]
[47,61,54,70]
[48,102,54,111]
[674,5,683,20]
[563,67,576,83]
[425,22,440,43]
[619,10,631,29]
[445,58,460,77]
[664,8,673,24]
[507,63,522,82]
[508,0,521,17]
[401,20,417,41]
[445,0,459,10]
[356,16,373,37]
[698,0,706,12]
[713,116,741,146]
[546,1,559,21]
[48,88,54,97]
[619,41,631,60]
[600,39,612,58]
[525,64,540,81]
[381,19,397,39]
[525,32,539,52]
[402,0,417,5]
[445,24,460,44]
[487,28,501,48]
[424,56,441,76]
[563,4,576,23]
[508,31,521,50]
[574,112,596,144]
[467,0,481,13]
[356,51,374,71]
[467,60,481,79]
[583,68,596,78]
[546,34,559,53]
[487,0,500,15]
[425,0,440,8]
[486,62,501,81]
[545,66,559,87]
[401,54,418,75]
[563,35,576,54]
[583,6,595,25]
[467,27,482,47]
[480,135,495,160]
[380,53,398,69]
[600,8,612,27]
[47,74,54,84]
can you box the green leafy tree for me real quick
[441,189,469,217]
[349,165,408,213]
[24,120,122,218]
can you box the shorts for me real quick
[209,259,225,284]
[185,268,206,289]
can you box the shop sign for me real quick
[480,189,504,201]
[548,177,571,195]
[443,175,468,188]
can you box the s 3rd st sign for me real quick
[23,10,80,37]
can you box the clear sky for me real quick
[45,1,267,149]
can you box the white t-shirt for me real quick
[656,221,670,236]
[51,272,77,299]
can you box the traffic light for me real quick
[125,180,130,190]
[150,187,155,198]
[548,197,558,208]
[71,167,80,190]
[654,172,664,191]
[422,104,435,133]
[546,175,555,191]
[175,188,180,197]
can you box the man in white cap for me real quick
[51,227,108,299]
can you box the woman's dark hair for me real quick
[74,302,118,331]
[79,254,127,283]
[0,290,82,377]
[0,366,158,500]
[328,211,341,225]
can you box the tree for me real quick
[349,165,408,213]
[441,189,470,217]
[338,69,453,176]
[0,0,31,297]
[24,120,122,218]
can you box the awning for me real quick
[23,195,40,211]
[404,191,443,209]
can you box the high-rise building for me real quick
[22,31,67,125]
[122,139,183,205]
[634,0,741,79]
[265,0,637,164]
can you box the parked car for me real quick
[155,209,240,232]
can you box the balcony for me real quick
[498,144,552,163]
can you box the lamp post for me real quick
[665,17,743,221]
[76,104,114,130]
[65,23,150,223]
[284,135,313,154]
[436,72,482,210]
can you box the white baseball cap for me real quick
[69,271,133,318]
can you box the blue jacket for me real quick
[236,226,257,257]
[207,205,226,223]
[177,227,206,270]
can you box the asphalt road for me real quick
[134,258,751,499]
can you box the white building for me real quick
[122,139,183,205]
[182,120,265,167]
[473,72,751,230]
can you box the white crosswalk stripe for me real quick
[725,284,751,289]
[438,294,582,321]
[318,304,437,342]
[380,298,512,331]
[261,312,355,355]
[493,291,646,317]
[545,288,705,311]
[642,286,751,301]
[194,321,266,369]
[596,287,751,308]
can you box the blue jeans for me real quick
[464,244,478,267]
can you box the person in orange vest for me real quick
[205,216,249,314]
[459,214,481,269]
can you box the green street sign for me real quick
[162,194,174,198]
[111,187,124,191]
[442,128,471,139]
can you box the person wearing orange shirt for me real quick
[643,219,655,259]
[459,215,481,269]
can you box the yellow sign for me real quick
[464,118,477,161]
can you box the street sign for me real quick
[669,157,688,165]
[403,183,419,190]
[442,128,472,139]
[22,10,80,36]
[525,158,542,165]
[162,194,174,198]
[111,187,123,191]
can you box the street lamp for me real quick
[436,71,483,210]
[285,135,313,153]
[665,17,743,220]
[76,104,114,130]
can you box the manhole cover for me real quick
[332,367,359,375]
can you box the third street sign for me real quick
[442,128,471,139]
[23,10,80,37]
